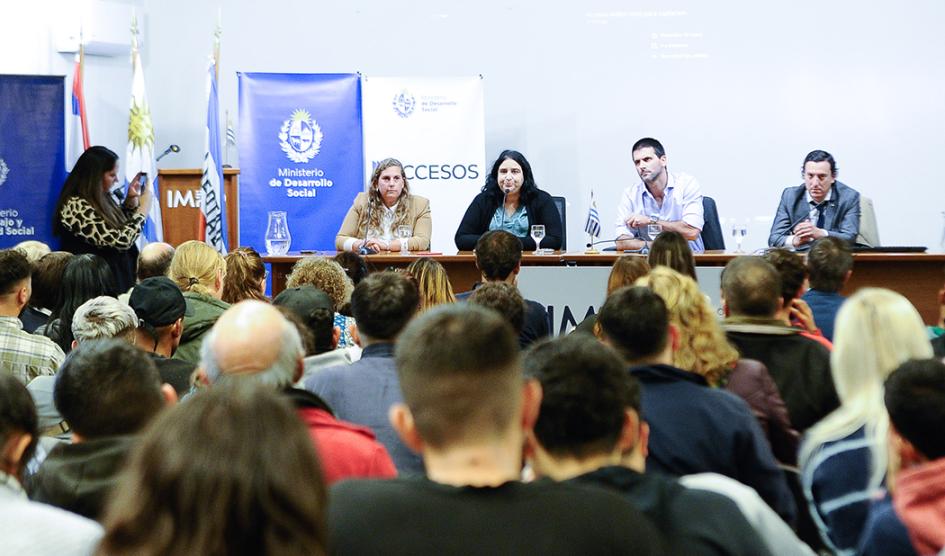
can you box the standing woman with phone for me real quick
[52,146,152,292]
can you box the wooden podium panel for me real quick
[157,169,240,248]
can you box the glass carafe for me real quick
[265,211,291,255]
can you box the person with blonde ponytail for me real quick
[335,158,431,253]
[169,241,230,364]
[798,288,933,554]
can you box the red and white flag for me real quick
[68,46,90,167]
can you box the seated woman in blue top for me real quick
[454,150,562,251]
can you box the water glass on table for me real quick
[530,225,546,255]
[646,214,662,242]
[397,225,412,255]
[731,222,748,253]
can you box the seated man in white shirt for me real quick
[615,137,705,253]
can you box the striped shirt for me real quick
[0,316,64,383]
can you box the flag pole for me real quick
[78,28,88,149]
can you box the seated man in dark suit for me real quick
[456,229,550,348]
[768,150,860,250]
[328,304,666,555]
[596,286,796,524]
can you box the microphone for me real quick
[155,144,181,162]
[586,238,617,249]
[110,186,125,206]
[585,238,648,254]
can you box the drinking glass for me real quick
[265,211,291,256]
[646,214,662,241]
[646,222,663,241]
[731,222,748,253]
[397,225,412,255]
[531,224,546,255]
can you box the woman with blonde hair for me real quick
[636,266,798,465]
[287,257,356,348]
[798,288,933,554]
[222,247,268,304]
[168,240,229,364]
[335,158,431,253]
[574,255,650,335]
[406,258,455,312]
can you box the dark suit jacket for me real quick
[768,181,860,248]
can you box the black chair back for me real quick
[701,196,725,251]
[552,196,567,251]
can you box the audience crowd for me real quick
[2,233,945,555]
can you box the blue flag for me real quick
[201,61,228,253]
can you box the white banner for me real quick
[362,76,485,253]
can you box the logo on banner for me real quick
[0,159,8,187]
[279,109,324,163]
[392,90,416,118]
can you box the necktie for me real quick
[811,201,826,229]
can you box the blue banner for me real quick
[0,75,66,248]
[238,73,363,252]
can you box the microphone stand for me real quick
[584,238,648,255]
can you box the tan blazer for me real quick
[335,192,432,251]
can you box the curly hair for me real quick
[222,247,268,304]
[636,267,738,386]
[286,257,353,312]
[169,241,226,298]
[407,258,456,312]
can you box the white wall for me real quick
[5,0,944,251]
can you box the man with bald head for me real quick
[200,300,396,484]
[119,242,175,303]
[721,256,838,432]
[136,242,175,281]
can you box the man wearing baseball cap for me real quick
[128,277,195,396]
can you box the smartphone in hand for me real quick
[138,173,148,190]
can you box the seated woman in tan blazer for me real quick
[335,158,432,253]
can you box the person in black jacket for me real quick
[52,146,152,293]
[454,149,562,251]
[525,333,774,556]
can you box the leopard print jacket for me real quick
[59,196,146,251]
